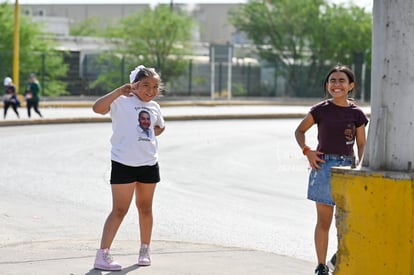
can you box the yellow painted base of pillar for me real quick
[331,167,414,275]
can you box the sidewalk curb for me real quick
[49,99,324,108]
[0,113,306,127]
[2,99,327,109]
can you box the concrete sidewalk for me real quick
[0,99,371,127]
[0,107,310,127]
[0,239,314,275]
[0,100,318,127]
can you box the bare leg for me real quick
[100,183,136,249]
[315,202,334,265]
[135,182,157,245]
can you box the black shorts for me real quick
[110,161,160,184]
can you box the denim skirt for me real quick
[307,154,353,206]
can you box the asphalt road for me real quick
[0,119,331,256]
[0,119,335,274]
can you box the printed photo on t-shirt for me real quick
[137,110,152,141]
[344,123,355,145]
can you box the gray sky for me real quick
[11,0,373,11]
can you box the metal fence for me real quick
[1,50,371,100]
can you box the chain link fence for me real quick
[1,50,371,101]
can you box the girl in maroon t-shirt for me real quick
[294,65,368,275]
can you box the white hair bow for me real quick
[129,65,146,83]
[4,77,12,86]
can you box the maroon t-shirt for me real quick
[310,100,369,156]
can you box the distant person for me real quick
[92,65,165,271]
[25,73,42,118]
[294,65,368,275]
[3,77,20,119]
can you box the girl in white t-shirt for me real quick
[92,65,165,271]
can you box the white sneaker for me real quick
[138,244,151,266]
[327,253,336,272]
[94,248,122,271]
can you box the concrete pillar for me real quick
[363,0,414,171]
[331,0,414,274]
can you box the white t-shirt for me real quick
[110,95,165,167]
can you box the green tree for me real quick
[229,0,372,97]
[70,16,105,37]
[229,0,324,96]
[92,5,195,92]
[0,2,68,96]
[308,4,372,95]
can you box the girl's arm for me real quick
[295,113,314,150]
[355,124,367,163]
[92,83,135,115]
[295,113,324,169]
[154,125,165,136]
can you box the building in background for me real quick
[15,3,271,97]
[20,3,241,44]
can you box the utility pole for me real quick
[13,0,20,92]
[331,0,414,274]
